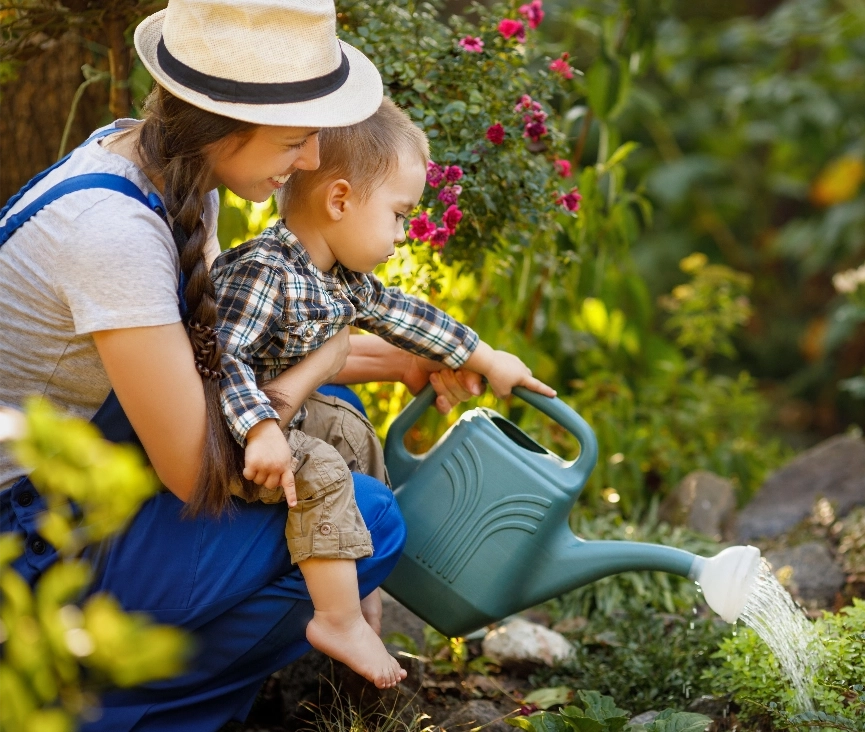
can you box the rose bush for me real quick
[337,0,578,262]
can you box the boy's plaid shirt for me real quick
[211,220,479,445]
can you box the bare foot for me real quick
[360,589,383,636]
[306,610,406,689]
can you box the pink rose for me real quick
[444,165,463,182]
[549,53,574,80]
[523,120,548,141]
[437,185,463,206]
[426,161,445,188]
[408,211,437,241]
[497,19,526,43]
[554,159,572,177]
[486,123,506,145]
[442,204,463,234]
[430,227,450,249]
[458,36,484,52]
[518,0,544,29]
[556,188,582,212]
[514,94,533,112]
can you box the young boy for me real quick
[211,98,554,689]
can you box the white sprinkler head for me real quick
[689,545,761,623]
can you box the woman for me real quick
[0,0,480,728]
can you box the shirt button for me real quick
[31,538,47,555]
[302,326,315,342]
[17,491,34,507]
[318,523,333,536]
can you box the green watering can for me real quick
[382,385,762,638]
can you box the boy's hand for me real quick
[465,342,557,399]
[244,419,297,506]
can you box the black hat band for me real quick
[156,37,350,104]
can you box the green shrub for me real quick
[532,607,731,714]
[701,599,865,730]
[506,689,712,732]
[0,401,189,732]
[339,0,574,264]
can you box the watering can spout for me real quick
[524,538,700,607]
[525,539,761,624]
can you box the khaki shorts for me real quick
[231,391,388,564]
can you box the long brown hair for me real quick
[137,85,255,516]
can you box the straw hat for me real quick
[134,0,383,127]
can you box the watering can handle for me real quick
[384,383,599,483]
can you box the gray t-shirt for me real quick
[0,121,219,490]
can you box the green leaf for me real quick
[576,691,630,731]
[599,142,640,175]
[644,709,711,732]
[508,711,572,732]
[382,632,419,656]
[524,687,574,710]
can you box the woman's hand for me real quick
[402,354,484,414]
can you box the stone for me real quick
[481,618,574,671]
[629,711,660,726]
[438,699,517,732]
[688,694,731,718]
[659,471,737,541]
[765,541,846,608]
[736,434,865,541]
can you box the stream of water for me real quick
[737,558,824,712]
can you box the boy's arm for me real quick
[213,259,287,446]
[352,275,554,399]
[351,274,479,370]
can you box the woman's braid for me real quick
[138,86,255,516]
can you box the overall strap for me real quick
[0,174,167,246]
[0,126,122,223]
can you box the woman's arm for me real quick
[336,334,484,413]
[93,324,352,501]
[93,323,207,502]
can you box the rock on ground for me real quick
[764,541,847,608]
[659,471,737,541]
[482,618,573,671]
[737,434,865,541]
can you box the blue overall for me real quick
[0,126,407,731]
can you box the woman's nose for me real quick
[295,134,321,171]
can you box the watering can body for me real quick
[382,386,698,638]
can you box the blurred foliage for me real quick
[531,608,731,716]
[0,401,189,731]
[701,599,865,730]
[539,0,865,432]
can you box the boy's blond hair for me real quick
[278,97,429,216]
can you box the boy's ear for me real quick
[325,179,353,221]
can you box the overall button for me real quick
[17,491,34,507]
[318,523,333,536]
[31,538,47,555]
